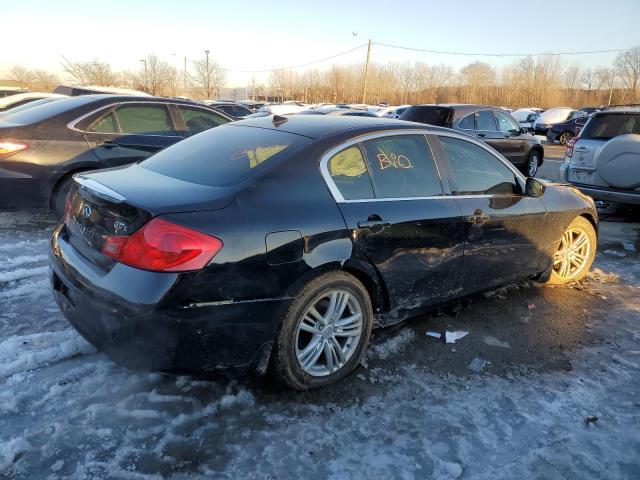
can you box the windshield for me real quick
[581,113,640,140]
[141,124,311,187]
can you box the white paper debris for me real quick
[426,331,442,339]
[445,331,468,344]
[468,357,490,372]
[623,243,636,252]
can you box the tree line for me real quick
[6,47,640,108]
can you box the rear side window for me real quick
[439,136,518,195]
[581,113,640,140]
[475,111,497,131]
[361,135,442,198]
[141,124,311,187]
[178,106,228,135]
[328,146,374,200]
[117,104,177,135]
[399,106,452,126]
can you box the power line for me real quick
[374,42,636,57]
[226,43,368,73]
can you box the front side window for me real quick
[328,146,374,200]
[475,110,497,131]
[179,106,229,135]
[116,104,177,135]
[361,135,442,198]
[495,112,520,133]
[439,136,518,195]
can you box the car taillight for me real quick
[102,218,223,272]
[0,141,28,157]
[566,138,577,158]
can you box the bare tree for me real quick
[60,57,118,86]
[582,68,596,93]
[614,47,640,100]
[563,64,581,91]
[459,61,495,103]
[8,66,34,88]
[126,54,176,95]
[31,70,59,91]
[190,52,226,99]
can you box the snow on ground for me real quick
[0,211,639,479]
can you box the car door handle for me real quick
[96,140,118,148]
[357,220,391,229]
[465,211,491,224]
[477,133,486,138]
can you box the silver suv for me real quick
[560,108,640,205]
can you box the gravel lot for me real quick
[1,200,639,479]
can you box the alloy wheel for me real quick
[553,227,591,281]
[528,152,539,177]
[295,289,363,377]
[559,132,573,146]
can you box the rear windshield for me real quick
[1,96,92,124]
[399,106,452,126]
[581,113,640,140]
[140,124,311,187]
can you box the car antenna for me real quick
[272,115,288,126]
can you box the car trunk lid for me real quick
[65,165,236,269]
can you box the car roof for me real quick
[595,107,640,114]
[231,114,449,139]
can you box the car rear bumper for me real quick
[566,183,640,206]
[49,224,289,373]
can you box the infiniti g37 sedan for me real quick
[50,116,598,389]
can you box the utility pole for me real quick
[140,59,148,93]
[184,56,187,93]
[205,49,210,99]
[361,39,372,104]
[608,71,616,105]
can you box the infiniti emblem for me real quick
[82,205,92,218]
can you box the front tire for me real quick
[523,150,541,177]
[271,271,373,390]
[546,216,597,285]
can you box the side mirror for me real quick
[526,177,545,197]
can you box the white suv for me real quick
[559,108,640,205]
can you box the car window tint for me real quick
[141,124,311,187]
[475,110,497,131]
[495,112,520,133]
[90,112,118,133]
[116,104,177,135]
[328,146,374,200]
[179,106,228,135]
[581,113,640,140]
[458,114,474,130]
[439,136,518,195]
[361,135,442,198]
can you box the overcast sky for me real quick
[2,0,639,86]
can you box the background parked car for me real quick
[298,106,377,117]
[0,87,28,98]
[533,107,576,134]
[560,108,640,206]
[53,85,150,96]
[245,103,308,118]
[546,112,590,145]
[0,95,232,215]
[203,101,253,119]
[237,100,266,112]
[0,92,66,112]
[399,104,544,176]
[512,109,540,132]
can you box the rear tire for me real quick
[559,131,573,146]
[52,176,72,218]
[271,271,373,390]
[545,216,596,285]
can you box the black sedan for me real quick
[0,95,232,215]
[546,114,590,145]
[50,116,598,389]
[400,104,544,177]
